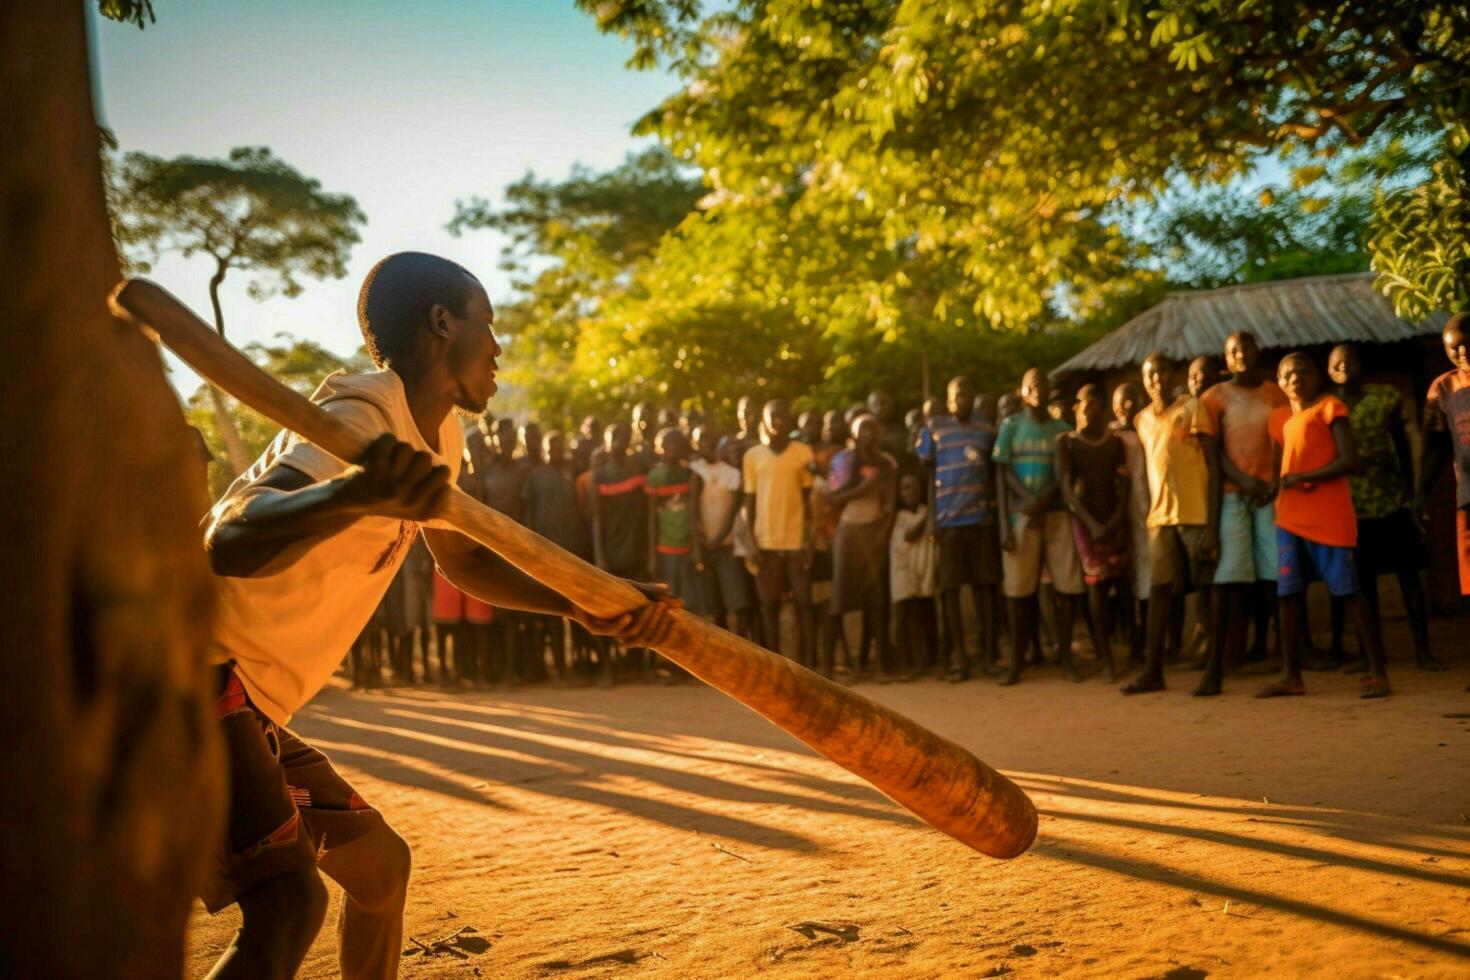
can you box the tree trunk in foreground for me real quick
[0,5,223,977]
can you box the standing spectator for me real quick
[743,399,816,665]
[1327,344,1441,672]
[645,427,705,619]
[631,401,658,471]
[1261,353,1390,699]
[483,416,529,682]
[915,375,1002,681]
[484,417,528,521]
[973,392,999,425]
[797,409,823,446]
[450,425,498,682]
[993,368,1081,685]
[1192,332,1288,696]
[867,389,908,461]
[806,423,845,673]
[826,415,897,679]
[591,421,650,681]
[1125,353,1220,695]
[822,408,849,450]
[383,536,434,683]
[1056,384,1132,681]
[1180,354,1225,663]
[690,425,752,639]
[522,430,589,681]
[731,395,762,464]
[572,415,604,474]
[891,471,939,678]
[1111,382,1151,668]
[680,407,706,436]
[997,391,1020,424]
[1416,313,1470,691]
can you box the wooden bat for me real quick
[111,278,1037,859]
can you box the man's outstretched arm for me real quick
[426,524,681,647]
[206,434,450,578]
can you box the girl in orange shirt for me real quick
[1263,353,1390,699]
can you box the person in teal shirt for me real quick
[993,368,1084,685]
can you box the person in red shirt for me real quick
[1193,331,1289,696]
[1418,313,1470,598]
[1262,353,1390,699]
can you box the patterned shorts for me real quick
[201,666,385,913]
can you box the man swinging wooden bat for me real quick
[198,252,678,979]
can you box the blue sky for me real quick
[91,0,677,391]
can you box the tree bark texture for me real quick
[0,5,223,977]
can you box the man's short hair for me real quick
[357,252,480,368]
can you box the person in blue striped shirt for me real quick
[915,375,1003,681]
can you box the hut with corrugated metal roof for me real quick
[1051,272,1462,612]
[1052,271,1449,386]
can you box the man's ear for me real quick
[428,302,453,339]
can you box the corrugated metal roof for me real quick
[1052,272,1449,376]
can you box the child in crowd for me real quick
[916,375,1002,681]
[591,421,650,681]
[1193,331,1288,695]
[993,367,1082,685]
[383,536,434,683]
[731,394,762,465]
[572,415,603,474]
[808,426,843,674]
[797,409,824,446]
[1056,383,1131,681]
[1262,353,1390,699]
[826,414,897,679]
[1179,354,1224,663]
[1420,314,1470,693]
[690,425,753,639]
[646,427,705,620]
[630,401,658,472]
[743,399,816,665]
[522,430,590,681]
[1418,313,1470,619]
[484,417,528,521]
[891,471,939,678]
[1111,382,1150,666]
[1125,353,1219,695]
[1328,343,1441,672]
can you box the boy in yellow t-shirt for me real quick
[742,399,816,665]
[1125,352,1220,695]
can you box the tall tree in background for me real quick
[110,145,366,471]
[448,146,703,424]
[578,0,1466,322]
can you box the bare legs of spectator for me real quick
[999,596,1034,686]
[1084,582,1117,682]
[1124,583,1176,694]
[1331,572,1440,672]
[1195,582,1247,697]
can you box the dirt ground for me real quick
[186,613,1470,978]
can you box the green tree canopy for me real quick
[1143,134,1435,289]
[110,145,367,334]
[577,0,1466,322]
[448,146,706,425]
[109,144,366,471]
